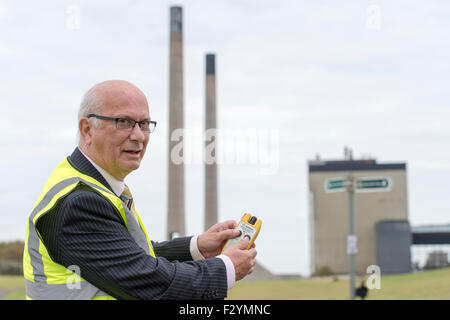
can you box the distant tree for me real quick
[313,266,334,277]
[0,241,25,275]
[0,241,25,263]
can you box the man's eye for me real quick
[117,118,128,124]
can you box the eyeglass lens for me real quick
[116,118,155,132]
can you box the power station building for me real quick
[308,154,411,275]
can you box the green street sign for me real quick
[324,177,347,193]
[355,177,392,192]
[324,176,392,193]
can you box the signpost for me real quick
[356,177,392,192]
[347,173,356,300]
[324,175,392,300]
[324,178,347,193]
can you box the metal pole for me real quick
[347,172,356,300]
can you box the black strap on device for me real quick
[249,216,257,225]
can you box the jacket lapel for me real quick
[68,147,114,194]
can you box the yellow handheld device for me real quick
[222,213,262,252]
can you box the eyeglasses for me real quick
[87,114,157,133]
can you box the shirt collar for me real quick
[78,149,125,197]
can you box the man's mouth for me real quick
[123,150,141,155]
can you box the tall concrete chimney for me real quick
[167,6,185,239]
[204,53,218,230]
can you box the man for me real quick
[23,80,257,300]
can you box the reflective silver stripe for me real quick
[27,221,46,283]
[94,290,111,297]
[28,177,113,282]
[30,178,80,220]
[30,177,114,222]
[28,178,80,283]
[123,206,150,255]
[25,279,106,300]
[27,177,113,284]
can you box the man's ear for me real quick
[79,118,93,146]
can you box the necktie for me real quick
[120,185,139,223]
[120,185,156,257]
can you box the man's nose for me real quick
[129,123,146,142]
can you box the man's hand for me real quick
[222,237,257,281]
[197,220,241,259]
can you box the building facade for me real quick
[308,158,409,275]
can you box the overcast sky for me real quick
[1,0,449,276]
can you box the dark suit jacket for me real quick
[36,147,227,300]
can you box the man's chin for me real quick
[127,162,141,171]
[119,160,141,173]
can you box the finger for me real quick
[209,220,232,232]
[219,228,241,241]
[248,248,257,258]
[223,219,237,230]
[237,236,250,250]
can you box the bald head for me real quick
[78,80,148,125]
[77,80,151,180]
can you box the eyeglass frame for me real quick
[87,114,157,133]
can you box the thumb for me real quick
[237,236,250,250]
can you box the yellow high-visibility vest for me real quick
[23,156,155,300]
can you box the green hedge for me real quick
[0,241,24,275]
[0,260,23,276]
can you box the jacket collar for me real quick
[68,147,114,193]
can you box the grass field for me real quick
[228,267,450,300]
[0,275,26,300]
[1,267,450,300]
